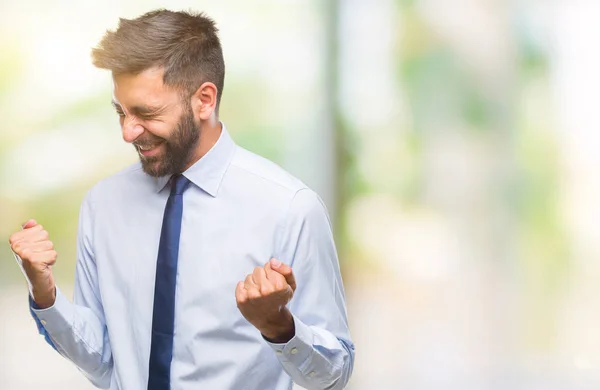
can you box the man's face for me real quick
[112,67,200,177]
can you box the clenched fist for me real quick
[9,219,57,308]
[236,258,297,343]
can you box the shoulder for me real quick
[84,161,150,205]
[223,146,332,221]
[230,147,330,221]
[228,146,308,195]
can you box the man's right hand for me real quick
[9,219,57,309]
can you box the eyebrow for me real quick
[111,100,167,117]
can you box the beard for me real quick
[136,108,200,178]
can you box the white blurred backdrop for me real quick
[2,1,600,389]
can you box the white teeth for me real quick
[139,144,155,151]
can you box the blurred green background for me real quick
[2,0,600,389]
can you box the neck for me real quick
[183,118,222,171]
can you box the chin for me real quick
[140,159,168,178]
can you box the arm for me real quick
[236,188,355,390]
[11,190,113,388]
[271,188,354,390]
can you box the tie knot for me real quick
[170,174,191,195]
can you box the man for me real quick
[8,9,354,390]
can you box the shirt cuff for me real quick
[30,286,74,335]
[264,314,314,367]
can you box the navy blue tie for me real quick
[148,174,191,390]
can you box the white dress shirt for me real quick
[29,124,355,390]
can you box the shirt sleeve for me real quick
[29,189,113,389]
[267,188,355,390]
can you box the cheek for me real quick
[143,122,174,141]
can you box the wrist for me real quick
[260,308,295,344]
[32,285,56,309]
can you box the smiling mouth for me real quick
[136,141,164,157]
[137,143,159,151]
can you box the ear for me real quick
[190,82,218,121]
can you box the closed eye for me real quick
[111,100,164,121]
[137,113,157,120]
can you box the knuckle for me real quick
[8,233,19,245]
[260,286,273,295]
[276,273,287,284]
[20,248,31,259]
[41,230,50,240]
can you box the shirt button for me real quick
[276,350,283,355]
[40,320,47,326]
[290,347,298,355]
[310,371,316,377]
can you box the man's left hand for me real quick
[235,258,296,343]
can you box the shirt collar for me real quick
[154,122,236,197]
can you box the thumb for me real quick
[270,258,296,292]
[22,219,38,230]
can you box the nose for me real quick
[121,116,145,143]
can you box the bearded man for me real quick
[9,8,355,390]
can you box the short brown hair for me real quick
[92,9,225,111]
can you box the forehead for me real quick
[112,67,180,108]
